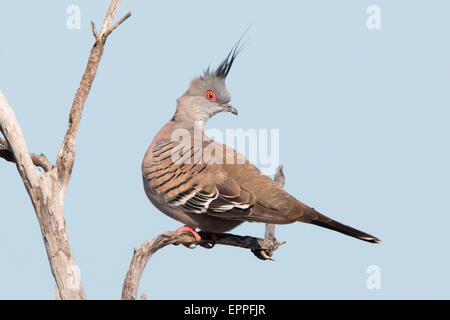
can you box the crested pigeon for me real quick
[142,41,380,245]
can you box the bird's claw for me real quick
[175,225,216,249]
[200,232,217,249]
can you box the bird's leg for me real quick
[175,225,202,248]
[175,225,217,249]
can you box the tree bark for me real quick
[0,0,130,299]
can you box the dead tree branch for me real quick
[261,165,285,257]
[0,0,130,299]
[0,138,53,172]
[121,166,287,300]
[121,231,286,300]
[56,3,130,187]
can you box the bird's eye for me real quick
[205,90,218,102]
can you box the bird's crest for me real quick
[203,27,250,80]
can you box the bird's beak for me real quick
[224,104,238,115]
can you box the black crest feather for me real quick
[213,27,250,79]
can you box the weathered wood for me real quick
[0,91,85,299]
[261,165,285,257]
[121,231,286,300]
[56,2,130,188]
[0,0,130,300]
[0,143,52,172]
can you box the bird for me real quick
[141,39,380,248]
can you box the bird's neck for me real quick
[172,99,207,131]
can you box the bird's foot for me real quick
[200,232,217,249]
[175,225,216,249]
[176,225,201,249]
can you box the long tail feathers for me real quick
[305,212,381,244]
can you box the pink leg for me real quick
[175,225,217,249]
[175,225,201,249]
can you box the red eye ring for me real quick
[205,90,217,102]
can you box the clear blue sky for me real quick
[1,0,449,299]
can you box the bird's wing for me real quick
[143,137,311,223]
[144,135,381,243]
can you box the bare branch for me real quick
[274,165,285,188]
[264,223,276,242]
[1,132,52,171]
[262,165,285,256]
[100,0,121,35]
[0,136,9,148]
[0,147,14,162]
[0,91,40,189]
[1,0,130,299]
[90,21,100,42]
[104,12,131,38]
[121,231,285,300]
[56,0,130,187]
[55,284,61,300]
[30,153,53,172]
[0,90,86,299]
[0,147,53,172]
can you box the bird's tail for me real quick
[301,209,381,244]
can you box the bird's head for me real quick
[174,40,244,124]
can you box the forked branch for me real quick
[0,0,130,300]
[56,3,130,187]
[0,137,53,171]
